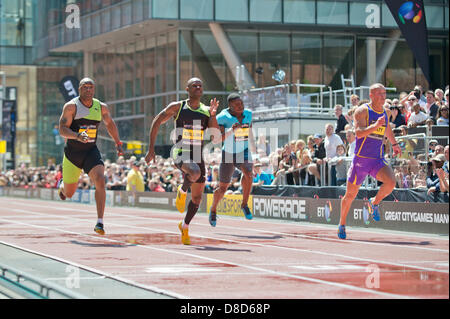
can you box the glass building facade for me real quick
[1,0,449,166]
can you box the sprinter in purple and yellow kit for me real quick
[337,83,401,239]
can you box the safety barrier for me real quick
[0,262,86,299]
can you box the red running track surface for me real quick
[0,197,447,299]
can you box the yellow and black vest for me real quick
[173,100,210,163]
[66,97,102,151]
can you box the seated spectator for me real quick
[408,103,427,127]
[436,105,449,126]
[434,88,444,106]
[389,105,406,128]
[308,133,326,185]
[424,90,439,123]
[334,104,348,133]
[149,178,166,192]
[327,144,348,186]
[427,154,447,195]
[253,163,273,186]
[444,145,449,174]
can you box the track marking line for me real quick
[5,200,448,253]
[4,207,449,275]
[0,216,416,299]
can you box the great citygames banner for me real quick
[385,0,430,84]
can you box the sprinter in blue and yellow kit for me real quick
[208,93,257,227]
[337,83,402,239]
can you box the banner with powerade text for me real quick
[385,0,430,84]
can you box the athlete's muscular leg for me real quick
[180,162,201,192]
[211,182,230,213]
[373,166,396,205]
[88,164,106,220]
[339,182,360,226]
[63,182,79,198]
[240,164,253,208]
[184,182,205,225]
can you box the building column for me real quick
[208,23,256,90]
[362,30,401,86]
[366,38,377,85]
[83,50,93,77]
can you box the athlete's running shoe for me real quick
[242,205,253,220]
[209,210,217,227]
[175,185,187,213]
[337,225,346,239]
[178,221,190,245]
[368,198,380,222]
[58,182,66,201]
[94,223,105,235]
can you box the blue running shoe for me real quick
[242,205,253,220]
[337,225,346,239]
[209,210,217,227]
[368,198,380,222]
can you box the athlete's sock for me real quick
[97,218,103,224]
[184,201,199,225]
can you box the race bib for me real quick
[182,128,204,145]
[78,125,97,143]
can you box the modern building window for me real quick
[249,0,282,23]
[111,5,121,29]
[180,0,213,20]
[317,1,348,25]
[179,30,193,90]
[227,31,258,85]
[426,5,444,29]
[381,3,397,27]
[258,33,290,87]
[215,0,248,21]
[153,0,179,19]
[291,34,322,85]
[284,0,315,24]
[192,30,226,91]
[323,35,354,88]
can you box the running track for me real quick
[0,197,448,299]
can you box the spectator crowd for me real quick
[1,85,448,196]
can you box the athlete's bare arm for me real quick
[59,102,87,142]
[207,98,221,144]
[384,108,402,157]
[145,101,182,164]
[353,105,385,139]
[101,103,123,155]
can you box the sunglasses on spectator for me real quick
[430,143,437,146]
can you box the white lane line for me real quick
[4,207,449,275]
[5,200,448,253]
[0,216,413,299]
[0,239,186,299]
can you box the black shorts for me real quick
[64,145,104,175]
[175,160,206,184]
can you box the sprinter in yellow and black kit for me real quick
[58,77,123,235]
[145,77,220,245]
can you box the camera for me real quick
[413,89,421,99]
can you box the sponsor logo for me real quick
[206,194,252,217]
[253,197,307,220]
[398,1,423,24]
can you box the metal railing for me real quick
[0,262,86,299]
